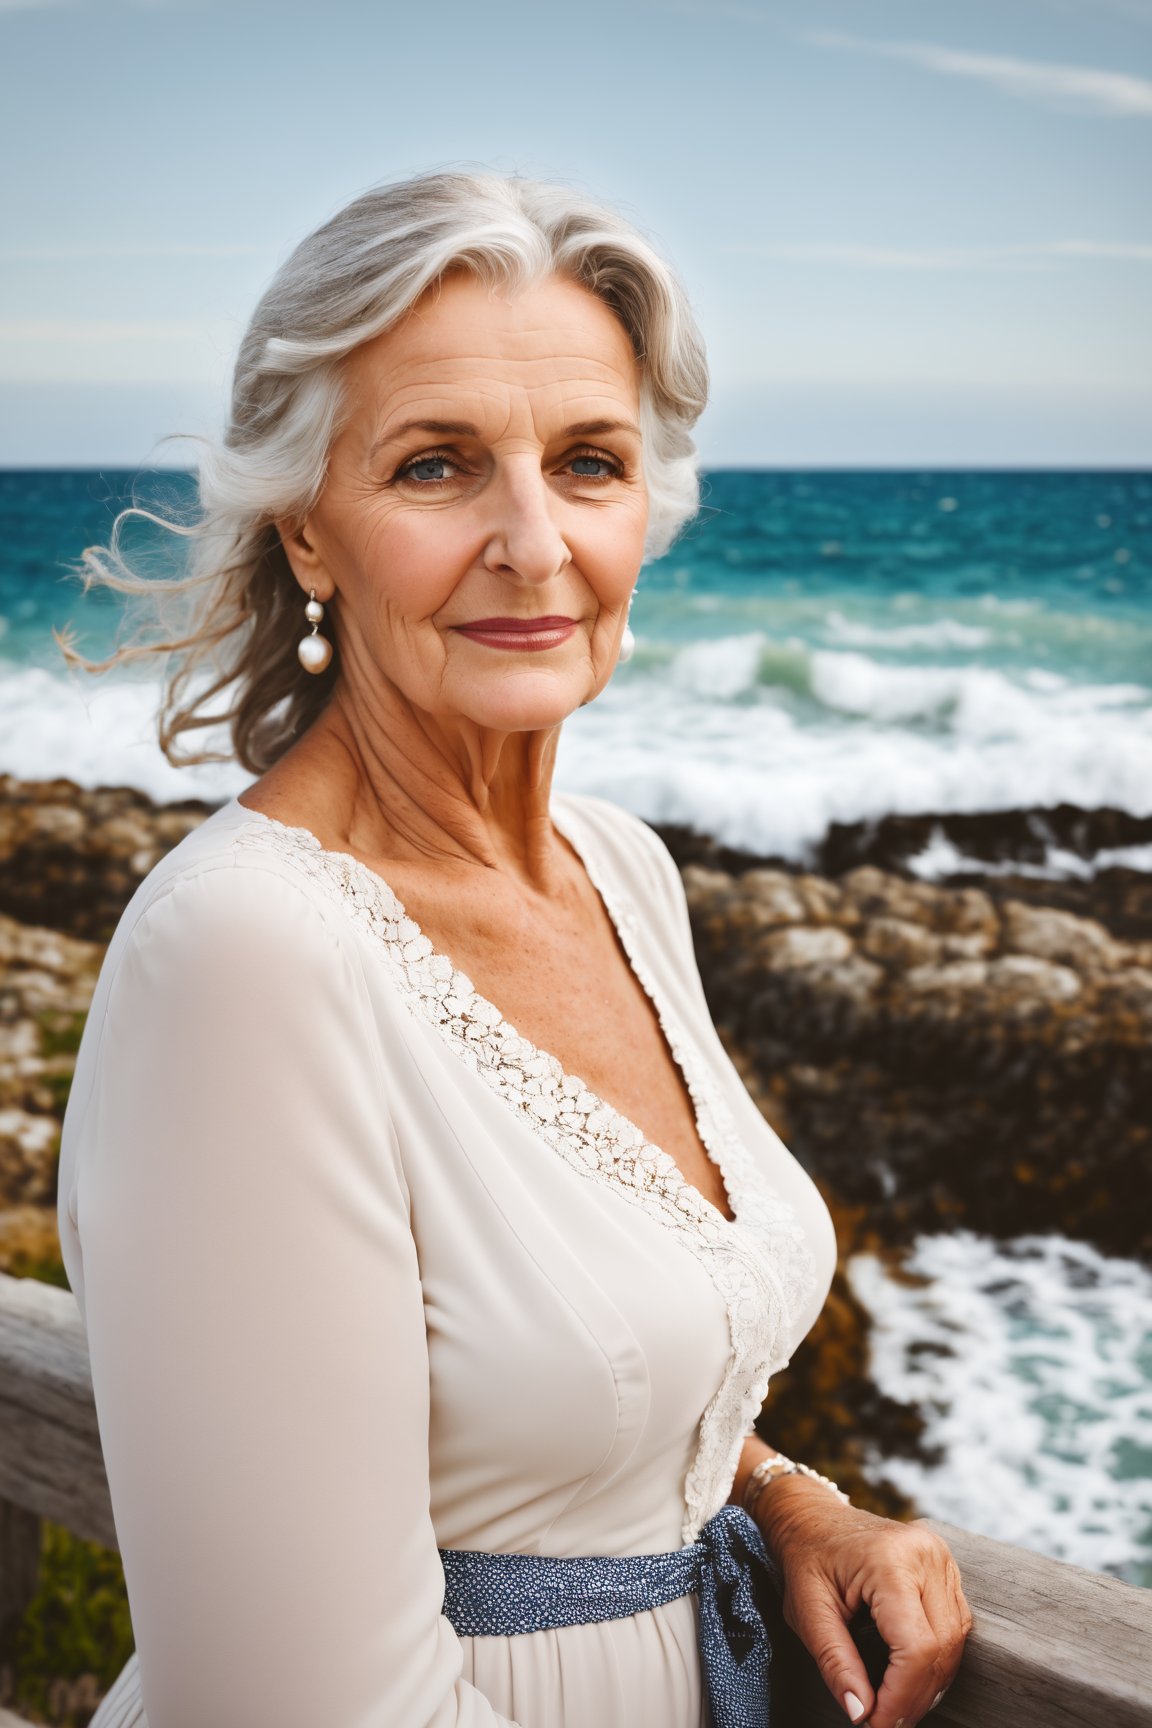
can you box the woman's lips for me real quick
[451,616,579,652]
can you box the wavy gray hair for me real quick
[63,169,710,773]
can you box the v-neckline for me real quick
[230,794,740,1230]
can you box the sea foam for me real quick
[555,635,1152,864]
[5,642,1152,873]
[850,1233,1152,1585]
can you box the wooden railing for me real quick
[2,1266,1150,1727]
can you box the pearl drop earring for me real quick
[617,593,636,665]
[297,587,333,674]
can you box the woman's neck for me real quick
[256,683,567,893]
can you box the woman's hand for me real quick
[756,1475,973,1728]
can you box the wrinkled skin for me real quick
[755,1471,973,1726]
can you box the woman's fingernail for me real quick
[843,1693,867,1723]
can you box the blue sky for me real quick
[1,0,1149,467]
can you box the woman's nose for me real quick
[481,462,571,585]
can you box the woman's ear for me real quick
[275,516,333,601]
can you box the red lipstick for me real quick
[451,616,578,652]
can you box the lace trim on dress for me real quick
[232,804,818,1544]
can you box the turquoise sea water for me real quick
[2,466,1150,1583]
[3,468,1150,862]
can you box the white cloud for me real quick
[723,240,1152,269]
[798,30,1152,117]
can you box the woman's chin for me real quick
[446,669,603,733]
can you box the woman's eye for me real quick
[567,452,621,480]
[394,447,622,487]
[395,452,460,485]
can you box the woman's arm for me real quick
[68,863,520,1728]
[729,1433,972,1727]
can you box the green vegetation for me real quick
[0,1259,131,1725]
[34,1011,88,1121]
[0,1524,133,1728]
[36,1012,87,1063]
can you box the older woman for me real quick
[58,170,971,1728]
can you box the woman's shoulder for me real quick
[551,790,709,1014]
[100,797,367,980]
[65,798,380,1149]
[550,789,685,907]
[551,789,677,872]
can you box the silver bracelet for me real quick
[742,1450,850,1522]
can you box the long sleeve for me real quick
[65,861,519,1728]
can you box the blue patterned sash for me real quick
[439,1502,778,1728]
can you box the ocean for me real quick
[2,465,1150,1583]
[4,468,1152,865]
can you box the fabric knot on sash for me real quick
[694,1502,777,1726]
[439,1502,779,1728]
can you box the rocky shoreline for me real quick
[1,772,1149,1510]
[673,846,1151,1262]
[657,801,1152,945]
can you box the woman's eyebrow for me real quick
[560,418,641,440]
[369,415,641,458]
[368,418,476,459]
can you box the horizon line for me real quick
[1,460,1149,475]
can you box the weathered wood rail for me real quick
[2,1266,1150,1726]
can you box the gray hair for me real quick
[64,168,710,773]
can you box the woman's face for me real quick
[282,269,649,734]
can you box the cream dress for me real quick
[56,790,836,1728]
